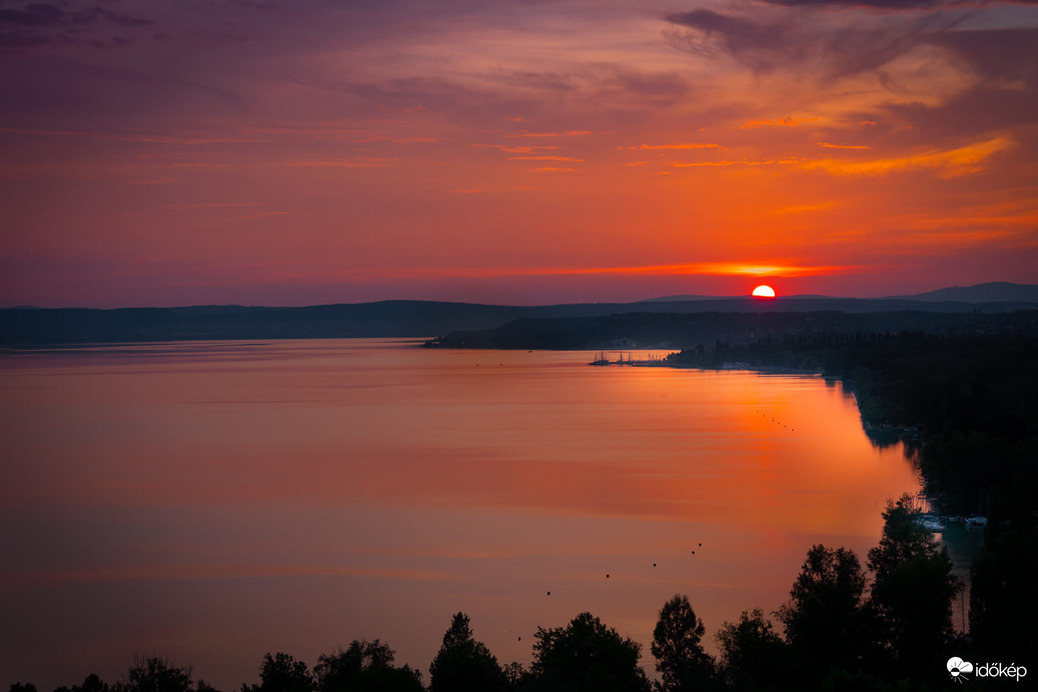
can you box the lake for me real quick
[0,339,923,690]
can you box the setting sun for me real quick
[752,285,777,298]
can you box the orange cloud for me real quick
[805,138,1012,177]
[667,262,846,277]
[772,202,839,215]
[670,159,799,168]
[818,143,868,150]
[509,130,593,138]
[473,144,562,153]
[281,158,396,168]
[346,133,440,144]
[507,156,584,162]
[374,262,852,281]
[741,116,817,129]
[636,143,722,150]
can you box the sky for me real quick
[0,0,1035,307]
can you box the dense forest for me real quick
[426,309,1038,351]
[13,496,1029,692]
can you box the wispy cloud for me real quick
[0,2,152,50]
[665,7,967,79]
[756,0,968,8]
[380,262,853,280]
[507,155,584,162]
[670,159,799,168]
[625,143,722,150]
[0,127,259,145]
[804,138,1012,176]
[281,158,396,169]
[773,202,840,215]
[508,130,593,138]
[473,144,562,153]
[741,117,817,129]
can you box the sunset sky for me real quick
[1,0,1035,307]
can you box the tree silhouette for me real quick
[528,611,650,692]
[313,640,423,692]
[867,495,960,680]
[651,595,715,691]
[243,652,314,692]
[114,655,193,692]
[776,544,870,680]
[428,612,507,692]
[77,674,111,692]
[716,608,789,691]
[502,662,527,691]
[53,673,113,692]
[969,527,1038,661]
[8,684,37,692]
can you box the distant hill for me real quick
[885,282,1038,303]
[639,294,720,302]
[2,284,1036,345]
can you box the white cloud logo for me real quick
[948,657,974,683]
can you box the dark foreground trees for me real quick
[52,675,110,692]
[244,652,312,692]
[765,495,960,688]
[651,596,715,691]
[969,527,1038,662]
[716,609,788,691]
[428,613,507,692]
[776,543,871,681]
[312,640,423,692]
[867,496,960,679]
[526,612,650,692]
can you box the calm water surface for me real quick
[0,339,922,689]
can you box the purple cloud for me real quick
[0,3,150,28]
[665,7,967,78]
[0,2,150,51]
[757,0,1038,7]
[879,27,1038,144]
